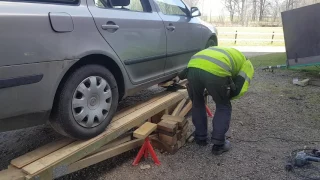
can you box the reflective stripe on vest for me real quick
[191,55,231,72]
[238,71,251,84]
[231,60,254,100]
[232,81,249,100]
[208,47,235,73]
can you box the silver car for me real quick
[0,0,217,139]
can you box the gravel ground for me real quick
[1,63,320,180]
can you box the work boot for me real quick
[195,139,208,146]
[212,140,231,155]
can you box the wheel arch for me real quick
[209,34,218,46]
[50,54,125,118]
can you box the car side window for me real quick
[94,0,151,12]
[154,0,188,16]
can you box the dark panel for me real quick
[0,74,43,89]
[281,4,320,66]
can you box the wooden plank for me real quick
[11,139,73,169]
[8,165,16,169]
[151,110,166,124]
[112,91,169,122]
[159,133,178,146]
[177,136,187,149]
[186,129,195,142]
[158,80,174,87]
[0,167,26,180]
[162,115,186,128]
[23,89,188,179]
[179,101,192,117]
[68,139,144,174]
[161,120,179,128]
[181,121,189,134]
[157,129,176,137]
[150,137,179,154]
[157,120,178,133]
[171,99,187,116]
[86,135,131,157]
[177,130,182,140]
[133,122,157,139]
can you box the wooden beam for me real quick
[157,120,178,133]
[150,137,178,154]
[179,101,192,117]
[159,133,178,146]
[171,99,187,116]
[86,135,131,157]
[11,139,73,169]
[112,91,169,122]
[23,89,188,179]
[67,139,144,174]
[0,166,26,180]
[181,121,189,135]
[161,120,178,128]
[151,110,166,124]
[133,122,157,139]
[158,80,174,87]
[162,115,186,128]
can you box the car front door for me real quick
[87,0,167,84]
[153,0,201,75]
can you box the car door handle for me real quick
[166,25,175,31]
[101,24,119,30]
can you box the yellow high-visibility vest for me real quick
[188,47,254,99]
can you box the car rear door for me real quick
[87,0,167,84]
[153,0,201,75]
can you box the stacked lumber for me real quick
[0,88,188,180]
[151,99,193,154]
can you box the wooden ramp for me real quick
[0,89,188,180]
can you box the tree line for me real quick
[222,0,320,25]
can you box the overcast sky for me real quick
[198,0,226,16]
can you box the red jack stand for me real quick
[132,137,160,166]
[206,105,213,117]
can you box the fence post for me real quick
[271,31,275,44]
[234,30,238,44]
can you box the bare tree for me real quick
[271,0,280,22]
[183,0,201,7]
[252,0,257,21]
[259,0,270,21]
[239,0,246,24]
[223,0,239,22]
[285,0,299,10]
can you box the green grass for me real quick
[250,53,287,67]
[250,53,320,74]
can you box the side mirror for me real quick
[190,7,201,17]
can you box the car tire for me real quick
[50,65,119,140]
[206,37,217,48]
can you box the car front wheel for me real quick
[50,64,119,140]
[206,37,217,48]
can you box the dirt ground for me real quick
[1,61,320,179]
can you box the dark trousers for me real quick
[187,68,232,145]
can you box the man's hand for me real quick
[172,76,180,83]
